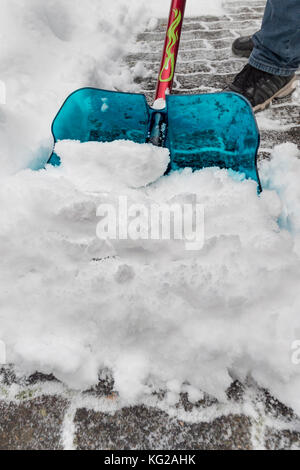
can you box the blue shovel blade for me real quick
[49,88,150,165]
[48,87,260,188]
[166,92,260,187]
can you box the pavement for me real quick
[1,368,300,450]
[0,0,299,450]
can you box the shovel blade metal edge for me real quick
[48,87,260,189]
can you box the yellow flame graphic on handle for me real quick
[159,9,182,83]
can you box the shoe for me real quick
[232,36,254,58]
[224,64,297,112]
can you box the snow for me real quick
[54,140,170,190]
[1,140,300,412]
[147,1,224,18]
[1,0,300,416]
[0,0,147,175]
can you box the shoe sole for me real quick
[253,76,298,112]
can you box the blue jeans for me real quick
[249,0,300,76]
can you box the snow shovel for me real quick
[48,0,261,189]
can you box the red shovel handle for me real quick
[155,0,186,102]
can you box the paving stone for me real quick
[0,367,19,386]
[227,380,246,403]
[265,428,300,450]
[182,29,236,39]
[257,388,299,423]
[263,104,300,126]
[173,73,236,90]
[84,376,115,398]
[227,12,263,21]
[260,129,300,149]
[202,20,261,31]
[176,62,213,74]
[0,396,68,450]
[74,406,252,450]
[25,372,58,386]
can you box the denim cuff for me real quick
[249,54,298,76]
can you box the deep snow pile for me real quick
[1,139,300,413]
[1,0,300,415]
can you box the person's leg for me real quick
[249,0,300,76]
[226,0,299,111]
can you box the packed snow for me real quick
[148,0,224,17]
[1,0,300,415]
[2,139,300,412]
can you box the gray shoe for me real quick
[232,35,254,58]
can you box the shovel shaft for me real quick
[155,0,186,102]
